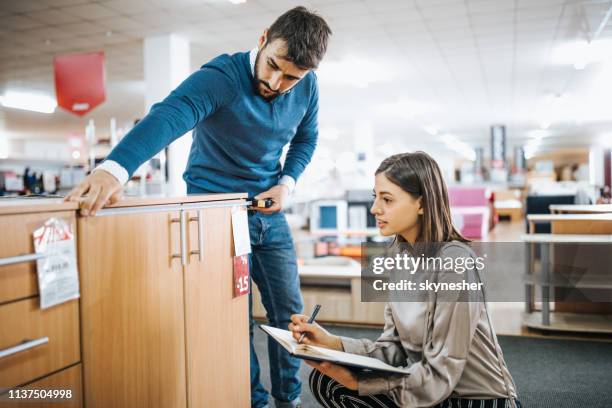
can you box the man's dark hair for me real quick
[266,6,331,70]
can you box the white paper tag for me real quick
[33,218,80,309]
[231,206,252,257]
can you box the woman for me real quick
[289,152,521,408]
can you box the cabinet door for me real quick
[184,207,250,407]
[78,211,187,408]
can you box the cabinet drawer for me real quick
[0,298,80,389]
[0,211,76,304]
[0,364,82,408]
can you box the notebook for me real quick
[260,325,411,375]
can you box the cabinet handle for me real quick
[0,337,49,359]
[171,210,188,266]
[0,253,46,267]
[189,210,204,262]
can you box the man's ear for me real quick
[258,29,268,50]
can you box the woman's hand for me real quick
[289,314,343,351]
[305,360,358,391]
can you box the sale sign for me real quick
[54,51,106,116]
[233,255,250,298]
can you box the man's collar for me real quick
[249,47,257,77]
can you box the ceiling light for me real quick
[227,0,246,4]
[440,133,475,161]
[424,126,439,136]
[0,90,56,114]
[539,121,551,130]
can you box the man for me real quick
[66,7,331,408]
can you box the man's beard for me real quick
[253,50,280,101]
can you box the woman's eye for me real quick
[383,198,391,203]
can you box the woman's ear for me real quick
[417,196,424,215]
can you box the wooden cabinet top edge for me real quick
[0,193,247,216]
[101,193,248,208]
[0,200,79,216]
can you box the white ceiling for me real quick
[1,0,612,159]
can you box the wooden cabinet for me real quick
[0,195,248,407]
[78,195,249,408]
[0,204,81,407]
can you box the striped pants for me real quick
[309,370,522,408]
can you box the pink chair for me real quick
[447,187,490,239]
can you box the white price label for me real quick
[33,218,80,309]
[231,206,252,257]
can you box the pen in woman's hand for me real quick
[298,304,322,344]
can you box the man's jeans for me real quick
[248,211,304,408]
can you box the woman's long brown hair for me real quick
[376,151,469,244]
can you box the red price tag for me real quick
[233,255,250,297]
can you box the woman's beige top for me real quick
[340,242,518,407]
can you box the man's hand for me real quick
[64,170,123,216]
[251,184,289,214]
[304,360,359,391]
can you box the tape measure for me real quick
[250,198,274,208]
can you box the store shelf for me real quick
[523,311,612,334]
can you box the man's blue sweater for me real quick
[106,51,319,195]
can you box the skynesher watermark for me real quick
[371,279,484,293]
[370,251,486,294]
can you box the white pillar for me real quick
[143,34,191,196]
[589,146,605,186]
